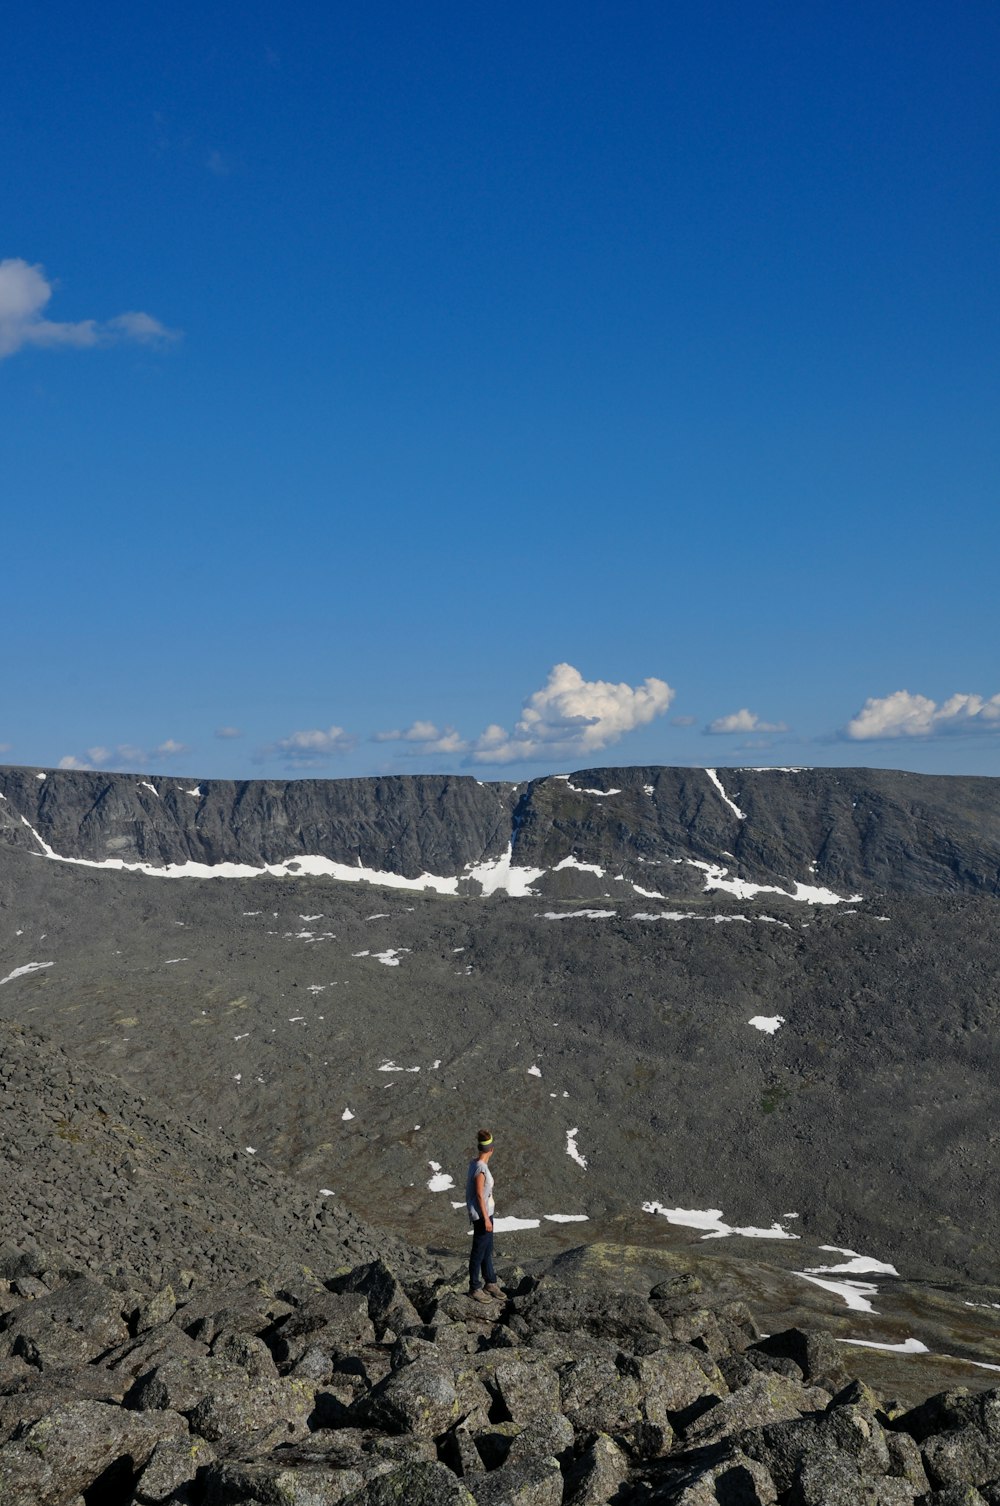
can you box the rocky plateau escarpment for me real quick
[2,763,1000,896]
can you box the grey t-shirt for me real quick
[466,1157,495,1222]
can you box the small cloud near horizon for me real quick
[844,689,1000,740]
[705,708,788,735]
[259,725,357,768]
[377,664,675,767]
[215,726,243,740]
[373,721,466,755]
[0,258,179,361]
[57,740,190,772]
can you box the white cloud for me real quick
[0,742,11,754]
[262,725,357,766]
[0,258,179,361]
[469,663,675,765]
[706,708,788,735]
[671,714,697,727]
[215,726,243,740]
[56,740,190,772]
[374,720,442,743]
[845,689,1000,740]
[373,721,467,754]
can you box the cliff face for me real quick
[0,769,517,875]
[2,763,999,896]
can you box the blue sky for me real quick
[3,2,999,780]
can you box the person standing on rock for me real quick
[467,1129,502,1302]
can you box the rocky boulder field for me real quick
[3,763,1000,1501]
[2,1016,1000,1506]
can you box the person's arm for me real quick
[474,1169,493,1231]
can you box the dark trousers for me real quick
[469,1218,496,1290]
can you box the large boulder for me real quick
[513,1285,667,1354]
[741,1401,892,1497]
[466,1453,563,1506]
[793,1449,916,1505]
[269,1291,375,1365]
[340,1460,476,1504]
[749,1328,851,1393]
[684,1370,829,1448]
[134,1435,216,1504]
[128,1353,259,1414]
[175,1279,294,1346]
[661,1444,777,1505]
[0,1398,186,1506]
[359,1355,462,1437]
[336,1262,421,1338]
[563,1432,630,1506]
[187,1373,315,1448]
[557,1352,643,1437]
[202,1456,366,1504]
[0,1277,128,1368]
[0,1363,126,1441]
[485,1356,560,1426]
[921,1427,1000,1492]
[626,1342,727,1417]
[895,1389,986,1446]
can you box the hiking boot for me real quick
[484,1282,505,1299]
[469,1287,491,1303]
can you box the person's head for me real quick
[477,1129,494,1160]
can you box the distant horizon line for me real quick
[2,760,995,785]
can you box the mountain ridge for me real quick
[2,764,999,898]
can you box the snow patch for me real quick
[341,1107,355,1121]
[840,1336,928,1354]
[804,1247,899,1277]
[566,1128,588,1169]
[14,813,468,891]
[634,911,750,925]
[427,1161,455,1193]
[137,781,159,797]
[796,1274,878,1312]
[643,1204,800,1241]
[465,845,546,897]
[749,1016,785,1034]
[705,768,746,821]
[542,910,616,921]
[553,855,606,877]
[0,961,54,987]
[527,1064,542,1077]
[544,1214,589,1223]
[687,858,861,906]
